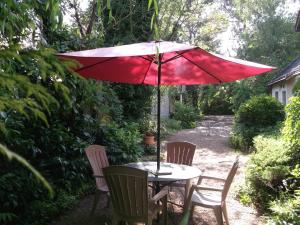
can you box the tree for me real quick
[159,0,229,50]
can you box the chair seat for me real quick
[97,184,109,192]
[148,200,161,217]
[192,191,222,207]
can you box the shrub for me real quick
[171,102,202,129]
[230,95,284,151]
[101,122,143,165]
[240,135,293,211]
[161,118,182,136]
[142,144,156,155]
[283,96,300,154]
[267,165,300,225]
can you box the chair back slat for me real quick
[85,145,109,190]
[167,142,196,166]
[222,157,239,201]
[103,166,149,221]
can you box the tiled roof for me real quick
[268,56,300,86]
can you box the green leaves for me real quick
[0,144,54,197]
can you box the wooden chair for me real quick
[103,166,168,225]
[166,141,196,204]
[166,141,196,166]
[85,145,109,216]
[185,157,239,225]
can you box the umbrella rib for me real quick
[75,57,116,73]
[139,55,155,62]
[179,54,223,83]
[161,49,194,64]
[141,59,154,84]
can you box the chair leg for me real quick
[90,190,101,217]
[184,179,192,206]
[106,193,110,208]
[111,215,119,225]
[213,206,224,225]
[162,195,168,225]
[222,203,230,225]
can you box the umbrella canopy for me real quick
[58,41,274,85]
[58,41,274,172]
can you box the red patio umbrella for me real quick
[58,41,274,172]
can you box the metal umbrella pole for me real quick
[156,53,162,172]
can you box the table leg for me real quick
[155,181,161,223]
[184,179,192,207]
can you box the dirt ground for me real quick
[53,116,262,225]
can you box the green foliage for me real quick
[0,212,16,224]
[160,118,182,139]
[101,122,143,165]
[230,95,284,151]
[198,84,234,115]
[0,144,53,197]
[139,116,156,135]
[231,0,300,68]
[240,135,292,211]
[267,165,300,225]
[159,0,228,49]
[103,0,153,44]
[240,90,300,224]
[283,96,300,153]
[171,101,202,129]
[142,144,156,155]
[111,84,154,121]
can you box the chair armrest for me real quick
[194,185,223,192]
[93,174,104,178]
[200,175,226,181]
[150,187,168,202]
[198,175,226,183]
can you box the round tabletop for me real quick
[126,161,202,182]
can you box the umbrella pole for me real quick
[156,54,162,172]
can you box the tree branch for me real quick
[70,0,85,37]
[86,0,97,35]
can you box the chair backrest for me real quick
[222,157,239,201]
[166,141,196,166]
[85,145,109,190]
[103,166,149,223]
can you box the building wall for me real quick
[151,93,170,118]
[271,75,299,104]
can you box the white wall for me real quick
[151,93,170,118]
[271,75,299,104]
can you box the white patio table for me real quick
[126,161,202,205]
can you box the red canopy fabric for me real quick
[57,41,274,85]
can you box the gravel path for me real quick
[162,115,261,225]
[53,115,261,225]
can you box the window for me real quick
[282,90,286,105]
[275,91,279,100]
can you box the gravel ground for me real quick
[162,115,262,225]
[53,115,262,225]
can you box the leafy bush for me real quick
[240,135,292,211]
[230,95,284,151]
[171,102,202,129]
[267,165,300,225]
[283,96,300,154]
[101,122,143,165]
[198,84,234,115]
[142,144,156,155]
[111,84,154,121]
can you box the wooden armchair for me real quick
[166,141,196,166]
[103,166,168,225]
[184,157,239,225]
[166,141,196,204]
[85,145,110,216]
